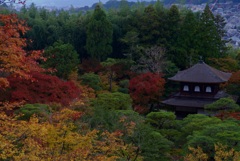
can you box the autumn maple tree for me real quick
[0,14,76,107]
[7,72,80,106]
[79,58,103,74]
[226,70,240,103]
[0,14,44,88]
[129,72,165,113]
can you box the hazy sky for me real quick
[25,0,122,7]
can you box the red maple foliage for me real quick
[129,72,165,113]
[226,70,240,100]
[133,105,150,115]
[215,111,240,121]
[79,58,103,74]
[0,14,45,88]
[229,112,240,120]
[229,70,240,84]
[7,72,81,106]
[111,63,135,80]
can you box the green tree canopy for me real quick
[16,104,50,121]
[204,98,240,112]
[176,10,199,69]
[43,40,79,79]
[139,5,160,46]
[187,120,240,158]
[146,111,176,129]
[86,4,113,61]
[180,114,221,144]
[80,72,102,91]
[91,92,132,110]
[165,5,181,66]
[196,4,227,60]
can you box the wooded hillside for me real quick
[0,1,240,160]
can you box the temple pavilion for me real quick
[162,60,232,117]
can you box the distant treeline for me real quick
[102,0,239,7]
[100,0,239,8]
[167,0,239,4]
[1,0,238,12]
[92,0,239,10]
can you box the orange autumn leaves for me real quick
[0,14,45,88]
[0,14,80,106]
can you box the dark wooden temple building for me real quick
[162,61,232,117]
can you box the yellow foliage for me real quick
[214,143,240,161]
[0,101,25,111]
[184,146,208,161]
[185,144,240,161]
[99,72,119,92]
[68,68,78,82]
[0,108,142,160]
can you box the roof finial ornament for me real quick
[199,56,204,64]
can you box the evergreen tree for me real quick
[196,4,226,60]
[86,4,113,61]
[28,3,38,19]
[139,5,160,46]
[177,10,199,69]
[119,0,131,16]
[214,14,229,55]
[43,41,79,79]
[167,5,180,47]
[154,0,164,13]
[165,5,181,66]
[28,19,47,50]
[154,0,168,46]
[120,30,140,61]
[108,0,131,58]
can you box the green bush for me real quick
[118,79,129,94]
[16,104,50,120]
[80,72,102,91]
[91,92,132,110]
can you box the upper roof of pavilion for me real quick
[169,61,232,83]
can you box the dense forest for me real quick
[0,0,240,160]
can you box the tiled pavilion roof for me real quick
[169,61,232,83]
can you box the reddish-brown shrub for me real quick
[133,105,150,115]
[79,58,103,74]
[129,72,165,113]
[8,72,81,106]
[111,63,133,80]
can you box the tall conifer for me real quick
[86,4,113,61]
[177,10,199,69]
[196,4,227,60]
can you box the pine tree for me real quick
[139,5,160,46]
[86,4,113,61]
[196,4,227,60]
[214,14,229,56]
[177,10,199,69]
[154,0,168,46]
[165,5,181,65]
[167,5,181,47]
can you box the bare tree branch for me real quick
[131,46,167,74]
